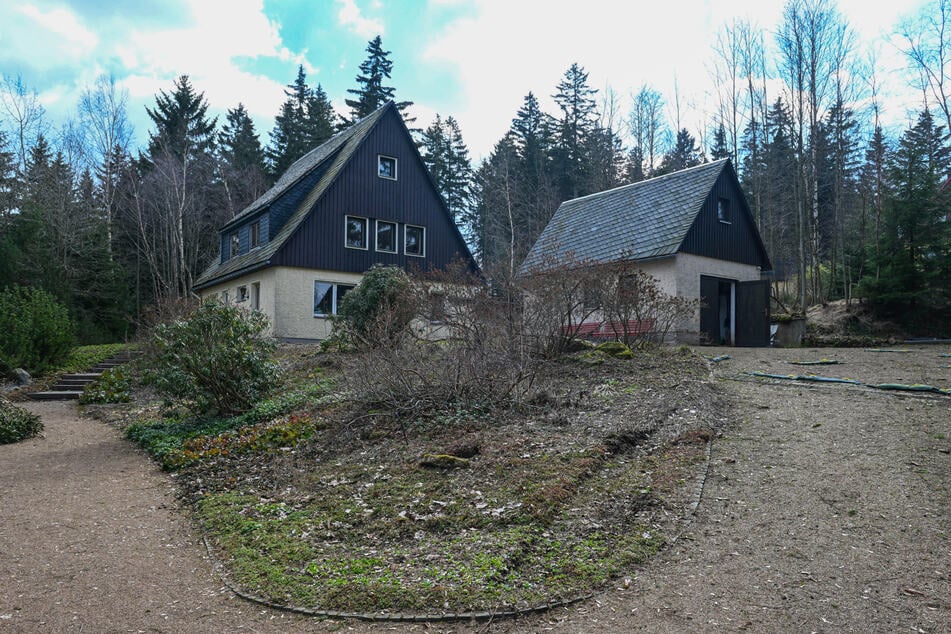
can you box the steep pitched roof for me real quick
[194,104,392,289]
[519,159,730,275]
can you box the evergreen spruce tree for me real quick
[0,131,17,287]
[509,92,558,255]
[421,115,474,226]
[658,128,703,174]
[268,66,315,177]
[552,63,598,199]
[220,103,269,215]
[710,123,731,160]
[304,84,336,147]
[345,36,414,126]
[145,75,217,162]
[220,103,266,173]
[859,109,951,314]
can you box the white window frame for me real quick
[345,215,368,250]
[375,219,398,253]
[404,224,425,257]
[377,154,397,180]
[314,281,355,318]
[237,285,248,302]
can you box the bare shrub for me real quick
[340,261,538,421]
[598,263,699,347]
[518,252,610,357]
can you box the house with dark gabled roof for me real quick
[520,159,773,346]
[194,101,477,341]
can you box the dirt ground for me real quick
[1,345,948,633]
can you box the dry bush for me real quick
[598,263,699,347]
[518,252,610,357]
[340,261,539,420]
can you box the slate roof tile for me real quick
[519,160,729,275]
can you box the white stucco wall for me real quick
[199,268,277,331]
[271,267,363,340]
[198,266,363,340]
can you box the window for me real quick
[378,155,397,180]
[717,197,731,223]
[237,286,248,302]
[230,231,240,257]
[376,220,397,253]
[314,281,355,317]
[251,282,260,310]
[345,215,368,249]
[222,290,230,304]
[405,224,425,257]
[250,221,261,249]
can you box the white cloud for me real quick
[18,3,98,56]
[335,0,384,38]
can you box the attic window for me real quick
[378,155,397,180]
[230,231,240,257]
[345,215,368,249]
[717,198,731,224]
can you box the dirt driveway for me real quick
[1,346,948,633]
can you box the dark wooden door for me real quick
[735,280,770,346]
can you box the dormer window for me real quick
[378,155,397,180]
[250,221,261,249]
[717,198,731,224]
[230,231,240,257]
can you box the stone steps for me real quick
[27,350,140,401]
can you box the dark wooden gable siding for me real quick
[273,108,473,273]
[679,168,771,269]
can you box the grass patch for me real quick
[197,490,665,613]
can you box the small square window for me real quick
[378,155,397,180]
[230,231,240,257]
[237,286,248,302]
[405,224,425,257]
[717,198,731,223]
[376,220,397,253]
[250,221,261,249]
[345,216,368,249]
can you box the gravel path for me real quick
[0,401,312,633]
[1,346,948,633]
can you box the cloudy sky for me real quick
[0,0,931,163]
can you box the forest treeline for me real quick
[1,0,949,343]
